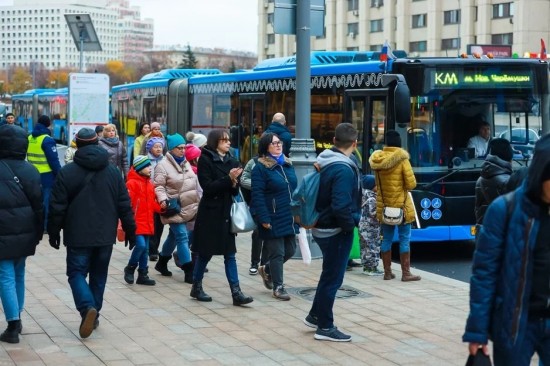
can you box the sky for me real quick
[0,0,259,53]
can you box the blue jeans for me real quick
[380,223,411,253]
[128,235,150,269]
[160,223,191,264]
[309,231,353,329]
[493,318,550,366]
[66,245,113,315]
[193,252,239,286]
[0,258,26,321]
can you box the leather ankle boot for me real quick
[154,255,172,276]
[190,280,212,302]
[0,320,21,344]
[381,251,395,280]
[136,267,156,285]
[400,252,421,281]
[181,262,194,284]
[124,264,137,284]
[230,283,253,306]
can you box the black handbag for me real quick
[161,198,181,216]
[465,349,492,366]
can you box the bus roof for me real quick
[139,68,222,81]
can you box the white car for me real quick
[498,128,540,155]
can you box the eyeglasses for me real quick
[270,141,282,146]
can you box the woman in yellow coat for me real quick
[368,130,421,282]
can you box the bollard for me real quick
[289,138,323,259]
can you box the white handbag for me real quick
[230,190,257,234]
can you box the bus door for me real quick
[237,94,266,165]
[142,96,155,126]
[116,97,130,148]
[344,90,388,173]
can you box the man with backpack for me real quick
[302,123,361,342]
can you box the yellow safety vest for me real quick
[27,134,52,174]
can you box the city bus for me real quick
[164,51,549,243]
[11,88,69,143]
[110,68,221,155]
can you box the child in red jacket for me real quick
[124,155,165,285]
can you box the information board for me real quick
[68,73,110,140]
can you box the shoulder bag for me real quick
[377,174,405,226]
[230,189,256,234]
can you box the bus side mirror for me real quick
[382,74,411,125]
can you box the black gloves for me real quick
[125,233,136,250]
[49,232,61,250]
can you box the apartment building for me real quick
[258,0,550,60]
[0,0,153,70]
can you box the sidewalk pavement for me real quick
[0,235,539,366]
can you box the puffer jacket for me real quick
[368,147,417,223]
[98,137,129,179]
[0,125,43,259]
[126,168,162,235]
[153,152,200,224]
[250,155,298,240]
[474,154,512,224]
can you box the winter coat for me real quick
[126,168,162,235]
[358,188,380,244]
[29,123,61,189]
[0,125,43,259]
[474,154,512,224]
[368,147,417,224]
[98,137,129,179]
[193,146,240,256]
[153,153,200,225]
[315,148,362,232]
[47,144,136,247]
[250,155,298,240]
[265,122,293,157]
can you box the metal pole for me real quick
[457,0,461,56]
[295,0,311,139]
[79,31,84,72]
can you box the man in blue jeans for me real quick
[47,128,135,339]
[303,123,362,342]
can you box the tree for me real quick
[178,44,197,69]
[10,68,33,93]
[93,60,135,87]
[47,69,71,89]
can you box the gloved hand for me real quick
[49,232,61,250]
[126,233,136,250]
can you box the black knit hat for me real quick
[488,138,514,161]
[75,128,99,148]
[37,115,51,128]
[386,130,401,147]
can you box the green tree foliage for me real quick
[178,44,197,69]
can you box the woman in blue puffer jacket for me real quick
[251,132,297,301]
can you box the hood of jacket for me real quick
[266,121,290,136]
[526,133,550,204]
[316,147,356,169]
[481,154,512,179]
[73,145,110,171]
[0,125,28,160]
[258,155,292,169]
[31,123,51,138]
[369,147,410,171]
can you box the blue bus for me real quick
[11,88,69,143]
[160,51,548,243]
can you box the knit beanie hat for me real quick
[75,128,99,148]
[185,144,201,161]
[385,130,401,147]
[150,122,161,130]
[146,137,165,152]
[488,138,514,161]
[167,133,186,150]
[37,115,51,128]
[192,133,207,148]
[133,155,151,172]
[362,174,375,190]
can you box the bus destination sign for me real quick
[430,68,532,89]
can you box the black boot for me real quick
[0,320,21,344]
[190,280,212,302]
[230,283,253,306]
[136,267,156,286]
[124,264,137,284]
[181,262,194,284]
[154,255,172,276]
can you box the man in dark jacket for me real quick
[463,134,550,365]
[474,138,514,225]
[27,115,61,230]
[302,122,361,342]
[0,125,43,344]
[265,113,293,157]
[47,128,136,339]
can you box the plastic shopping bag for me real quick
[297,227,311,265]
